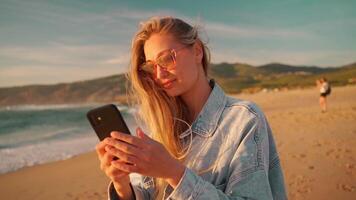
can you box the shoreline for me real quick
[1,84,354,109]
[0,85,355,199]
[0,151,110,200]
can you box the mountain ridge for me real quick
[1,62,355,106]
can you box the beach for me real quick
[0,85,355,200]
[236,85,356,199]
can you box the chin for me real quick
[163,81,191,97]
[165,89,180,97]
[164,87,185,97]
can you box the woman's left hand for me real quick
[103,128,186,188]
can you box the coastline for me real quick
[0,85,355,199]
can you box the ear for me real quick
[193,40,203,64]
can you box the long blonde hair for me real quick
[127,16,210,199]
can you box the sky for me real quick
[0,0,355,87]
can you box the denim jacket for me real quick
[109,80,287,200]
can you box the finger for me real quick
[106,164,129,181]
[100,153,109,171]
[111,160,140,173]
[104,138,143,157]
[95,141,107,158]
[105,145,139,165]
[102,151,114,167]
[110,131,145,148]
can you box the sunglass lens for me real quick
[157,52,174,69]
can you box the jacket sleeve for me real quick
[108,179,154,200]
[166,113,287,200]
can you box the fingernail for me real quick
[105,138,111,144]
[112,131,120,137]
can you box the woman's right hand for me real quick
[95,140,133,199]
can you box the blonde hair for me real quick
[127,16,210,199]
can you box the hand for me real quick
[104,128,186,188]
[95,140,133,199]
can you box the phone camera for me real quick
[91,115,103,126]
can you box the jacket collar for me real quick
[191,79,227,137]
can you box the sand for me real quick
[0,85,355,200]
[235,85,356,199]
[0,152,109,200]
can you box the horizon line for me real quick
[1,60,355,89]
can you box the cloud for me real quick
[0,64,127,87]
[103,54,130,65]
[205,22,313,39]
[0,42,131,87]
[1,1,355,87]
[0,42,130,67]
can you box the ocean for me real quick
[0,104,139,174]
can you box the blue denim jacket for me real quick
[109,80,287,200]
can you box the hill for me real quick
[0,62,355,106]
[208,62,355,93]
[0,75,128,106]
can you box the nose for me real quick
[155,65,168,79]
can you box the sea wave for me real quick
[0,103,130,111]
[0,103,139,174]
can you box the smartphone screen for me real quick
[86,104,131,141]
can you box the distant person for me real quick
[95,16,287,200]
[317,77,331,112]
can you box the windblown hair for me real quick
[127,16,210,199]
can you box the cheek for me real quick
[176,61,199,88]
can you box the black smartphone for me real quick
[86,104,131,141]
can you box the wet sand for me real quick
[0,85,355,199]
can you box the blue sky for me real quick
[0,0,355,87]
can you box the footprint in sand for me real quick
[291,153,307,159]
[344,148,352,154]
[345,163,354,169]
[312,141,322,147]
[326,147,352,159]
[288,175,314,197]
[308,165,315,170]
[345,163,355,176]
[336,183,356,192]
[325,148,343,159]
[326,149,335,156]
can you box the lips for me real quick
[161,79,176,88]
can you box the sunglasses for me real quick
[139,45,189,76]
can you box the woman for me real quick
[317,77,331,112]
[96,16,287,200]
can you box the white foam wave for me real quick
[0,134,98,174]
[0,103,131,111]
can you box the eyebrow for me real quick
[155,48,173,60]
[145,48,167,62]
[146,48,171,62]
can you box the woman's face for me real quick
[143,33,202,97]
